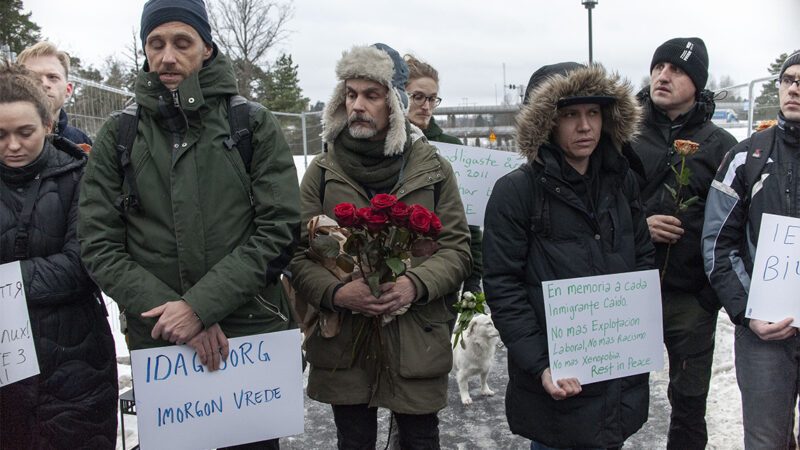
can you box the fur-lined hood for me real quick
[321,45,409,156]
[516,64,641,161]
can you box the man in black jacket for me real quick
[703,50,800,450]
[632,37,737,450]
[17,41,93,146]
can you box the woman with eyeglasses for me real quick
[0,62,118,448]
[403,54,484,315]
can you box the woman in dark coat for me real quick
[0,62,117,449]
[483,62,655,449]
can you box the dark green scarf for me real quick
[334,127,408,193]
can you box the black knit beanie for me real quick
[650,37,708,91]
[780,51,800,78]
[140,0,213,46]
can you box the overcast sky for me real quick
[22,0,800,107]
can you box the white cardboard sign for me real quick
[746,213,800,326]
[543,269,664,385]
[432,142,526,227]
[0,261,39,386]
[130,330,304,449]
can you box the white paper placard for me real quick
[0,261,39,386]
[130,329,304,449]
[543,269,664,385]
[432,142,526,227]
[746,213,800,326]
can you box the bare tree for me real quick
[209,0,294,99]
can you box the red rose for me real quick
[389,201,411,226]
[333,202,358,227]
[357,208,388,232]
[408,204,432,235]
[428,213,442,237]
[370,194,397,210]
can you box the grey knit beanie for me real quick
[780,51,800,79]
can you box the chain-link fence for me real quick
[65,75,135,138]
[62,74,781,158]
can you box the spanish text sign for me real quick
[543,270,663,385]
[747,213,800,326]
[0,261,39,386]
[432,143,526,227]
[131,330,303,449]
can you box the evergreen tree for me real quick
[754,50,800,121]
[263,53,308,113]
[0,0,41,56]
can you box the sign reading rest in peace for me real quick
[543,269,664,385]
[130,329,304,449]
[747,213,800,327]
[0,261,39,387]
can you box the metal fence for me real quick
[63,74,782,157]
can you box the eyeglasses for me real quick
[775,76,800,89]
[409,92,442,107]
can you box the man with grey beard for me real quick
[290,43,471,448]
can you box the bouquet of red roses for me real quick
[326,194,441,301]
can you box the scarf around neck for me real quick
[334,127,408,193]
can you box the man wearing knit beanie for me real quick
[291,43,471,449]
[704,49,800,449]
[632,37,737,450]
[79,1,301,448]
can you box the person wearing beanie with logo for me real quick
[483,62,654,449]
[290,43,471,448]
[79,1,300,447]
[403,53,483,309]
[703,49,800,449]
[631,37,737,450]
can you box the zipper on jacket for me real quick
[254,294,288,322]
[787,167,794,216]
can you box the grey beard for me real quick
[348,124,377,139]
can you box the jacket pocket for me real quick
[305,312,360,370]
[397,300,453,379]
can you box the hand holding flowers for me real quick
[661,139,700,281]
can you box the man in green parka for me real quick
[290,43,471,449]
[78,0,300,420]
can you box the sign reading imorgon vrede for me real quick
[543,270,663,385]
[130,330,304,449]
[0,261,39,386]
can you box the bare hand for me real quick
[749,318,798,341]
[541,368,582,400]
[187,324,229,371]
[378,276,417,314]
[142,300,203,344]
[333,278,394,316]
[647,215,684,244]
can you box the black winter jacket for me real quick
[0,137,117,449]
[484,65,655,448]
[703,116,800,326]
[634,89,737,303]
[55,109,92,146]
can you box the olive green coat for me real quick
[290,130,471,414]
[78,52,300,350]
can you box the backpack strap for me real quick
[224,94,255,173]
[115,103,142,213]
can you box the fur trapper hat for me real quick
[322,43,410,156]
[516,64,641,162]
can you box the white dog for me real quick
[453,313,501,405]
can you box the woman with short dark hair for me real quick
[0,62,117,449]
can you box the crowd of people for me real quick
[1,0,799,448]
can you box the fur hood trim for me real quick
[322,45,409,156]
[516,64,641,161]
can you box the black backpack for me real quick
[114,94,258,213]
